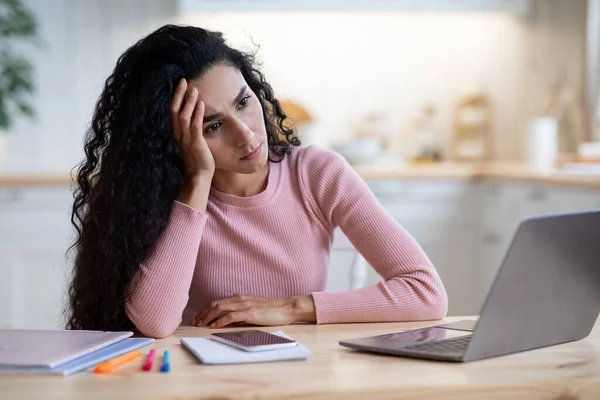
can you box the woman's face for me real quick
[188,64,268,174]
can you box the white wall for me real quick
[2,0,588,172]
[520,0,589,156]
[182,1,588,160]
[588,0,600,140]
[182,12,528,159]
[3,0,177,173]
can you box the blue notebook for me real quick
[0,337,154,375]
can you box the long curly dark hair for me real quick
[66,25,300,331]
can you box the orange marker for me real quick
[94,349,142,374]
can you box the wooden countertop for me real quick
[1,162,600,188]
[0,173,75,187]
[353,162,600,188]
[3,317,600,399]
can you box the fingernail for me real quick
[209,323,215,328]
[178,78,185,87]
[197,319,203,326]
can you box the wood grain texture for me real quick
[2,317,600,399]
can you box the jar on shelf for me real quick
[452,87,493,161]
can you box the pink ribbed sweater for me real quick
[126,146,448,338]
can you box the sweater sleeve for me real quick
[298,146,448,324]
[125,201,208,338]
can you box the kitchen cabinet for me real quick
[331,180,600,317]
[478,182,521,304]
[1,178,599,329]
[0,188,74,329]
[330,180,483,316]
[478,181,600,303]
[0,254,16,329]
[368,180,483,316]
[326,247,358,293]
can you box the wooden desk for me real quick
[3,317,600,399]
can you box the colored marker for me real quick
[142,349,156,371]
[160,350,170,373]
[94,349,142,374]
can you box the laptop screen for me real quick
[378,327,471,346]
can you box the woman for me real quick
[67,24,448,338]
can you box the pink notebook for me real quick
[0,329,133,368]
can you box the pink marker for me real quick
[142,349,156,371]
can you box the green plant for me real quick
[0,0,38,131]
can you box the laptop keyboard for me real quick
[404,335,472,355]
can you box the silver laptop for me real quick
[339,210,600,362]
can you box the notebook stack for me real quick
[0,329,153,375]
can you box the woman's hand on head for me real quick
[172,78,215,212]
[172,78,215,180]
[191,294,317,328]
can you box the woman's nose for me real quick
[232,119,254,146]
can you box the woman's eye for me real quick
[207,122,221,132]
[238,95,251,109]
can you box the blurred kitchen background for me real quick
[1,0,599,330]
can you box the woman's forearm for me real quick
[125,201,208,338]
[177,173,213,213]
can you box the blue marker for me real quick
[160,350,170,373]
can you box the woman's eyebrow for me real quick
[203,85,248,123]
[232,85,248,105]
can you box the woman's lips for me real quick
[241,143,262,160]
